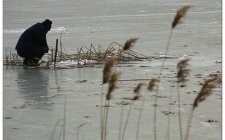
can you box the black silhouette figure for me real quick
[15,19,52,67]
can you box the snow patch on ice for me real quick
[49,59,96,68]
[4,27,67,34]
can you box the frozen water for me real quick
[3,0,222,140]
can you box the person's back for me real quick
[15,19,52,67]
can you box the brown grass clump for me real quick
[147,78,160,91]
[172,5,191,29]
[123,38,138,51]
[103,57,117,84]
[192,76,218,109]
[177,58,190,85]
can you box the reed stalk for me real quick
[176,83,183,140]
[184,76,218,140]
[153,5,191,140]
[184,108,194,140]
[63,95,67,140]
[49,119,61,140]
[103,100,110,140]
[77,122,88,140]
[100,85,104,140]
[176,58,190,140]
[135,92,146,140]
[103,71,121,140]
[118,104,125,140]
[122,101,134,140]
[122,83,143,140]
[165,85,174,140]
[101,57,119,140]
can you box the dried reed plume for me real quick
[176,58,190,140]
[172,5,191,29]
[123,38,138,51]
[177,58,190,85]
[192,76,218,109]
[147,78,160,91]
[133,83,144,100]
[103,69,121,140]
[134,83,143,93]
[101,56,117,140]
[122,83,143,140]
[147,78,160,140]
[184,76,218,140]
[103,57,117,84]
[106,71,121,100]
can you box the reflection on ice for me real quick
[16,68,49,101]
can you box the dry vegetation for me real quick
[3,39,154,68]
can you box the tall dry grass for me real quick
[153,5,191,140]
[101,57,120,140]
[176,58,190,140]
[165,82,175,140]
[122,83,144,140]
[184,75,218,140]
[135,79,160,140]
[104,71,121,140]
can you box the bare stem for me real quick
[153,87,158,140]
[153,29,173,140]
[122,101,134,140]
[184,109,194,140]
[177,83,183,140]
[159,30,173,76]
[63,95,67,140]
[100,85,104,140]
[103,100,110,140]
[119,105,125,140]
[136,92,146,140]
[165,86,174,140]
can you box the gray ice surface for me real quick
[3,0,221,140]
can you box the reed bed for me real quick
[3,41,155,68]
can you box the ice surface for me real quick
[3,0,222,140]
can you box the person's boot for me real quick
[23,58,39,67]
[23,58,28,65]
[23,58,32,66]
[32,58,40,66]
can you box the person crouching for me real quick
[15,19,52,67]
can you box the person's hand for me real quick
[44,47,49,53]
[48,47,54,51]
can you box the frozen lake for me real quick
[3,0,221,140]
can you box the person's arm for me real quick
[33,24,49,48]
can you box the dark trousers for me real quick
[17,47,48,60]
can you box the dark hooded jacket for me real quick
[15,19,52,58]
